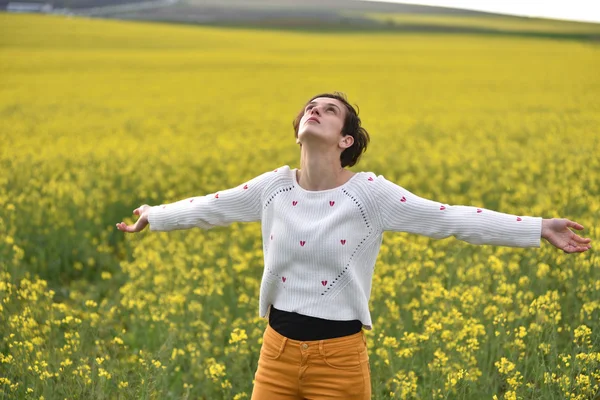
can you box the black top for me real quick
[268,305,363,341]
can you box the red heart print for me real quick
[243,184,248,189]
[282,277,286,282]
[300,241,306,247]
[274,169,278,172]
[292,201,298,206]
[341,239,346,245]
[440,205,445,210]
[215,194,219,199]
[400,196,406,202]
[329,201,335,206]
[477,209,482,213]
[162,205,166,209]
[321,280,327,286]
[516,217,522,221]
[368,177,373,181]
[190,199,194,203]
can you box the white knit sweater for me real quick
[148,165,542,329]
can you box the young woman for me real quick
[116,92,592,400]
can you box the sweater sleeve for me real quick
[147,169,275,232]
[373,175,542,248]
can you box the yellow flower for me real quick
[573,325,592,347]
[205,358,226,382]
[383,336,399,348]
[504,390,517,400]
[229,328,248,345]
[495,357,516,375]
[538,343,551,355]
[112,336,124,345]
[536,263,550,278]
[98,368,111,379]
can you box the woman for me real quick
[116,92,591,400]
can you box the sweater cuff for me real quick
[147,205,171,232]
[521,217,543,248]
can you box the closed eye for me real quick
[305,102,341,115]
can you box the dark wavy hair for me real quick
[292,92,370,168]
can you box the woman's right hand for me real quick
[116,204,151,233]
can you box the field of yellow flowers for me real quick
[1,12,599,400]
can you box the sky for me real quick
[361,0,600,24]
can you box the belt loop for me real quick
[362,331,367,346]
[319,340,325,356]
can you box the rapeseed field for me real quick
[0,12,599,400]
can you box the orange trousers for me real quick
[251,324,371,400]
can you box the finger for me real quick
[116,221,137,233]
[569,239,588,249]
[570,232,592,244]
[564,244,590,253]
[566,220,584,230]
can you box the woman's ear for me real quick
[340,135,354,149]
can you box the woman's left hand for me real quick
[541,218,592,253]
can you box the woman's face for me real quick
[296,97,349,148]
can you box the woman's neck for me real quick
[297,149,354,191]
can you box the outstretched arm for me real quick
[373,175,592,252]
[116,169,277,233]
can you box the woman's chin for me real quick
[298,128,324,141]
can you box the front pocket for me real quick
[323,346,363,370]
[259,337,284,360]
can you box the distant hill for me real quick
[3,0,599,39]
[1,0,496,14]
[1,0,150,8]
